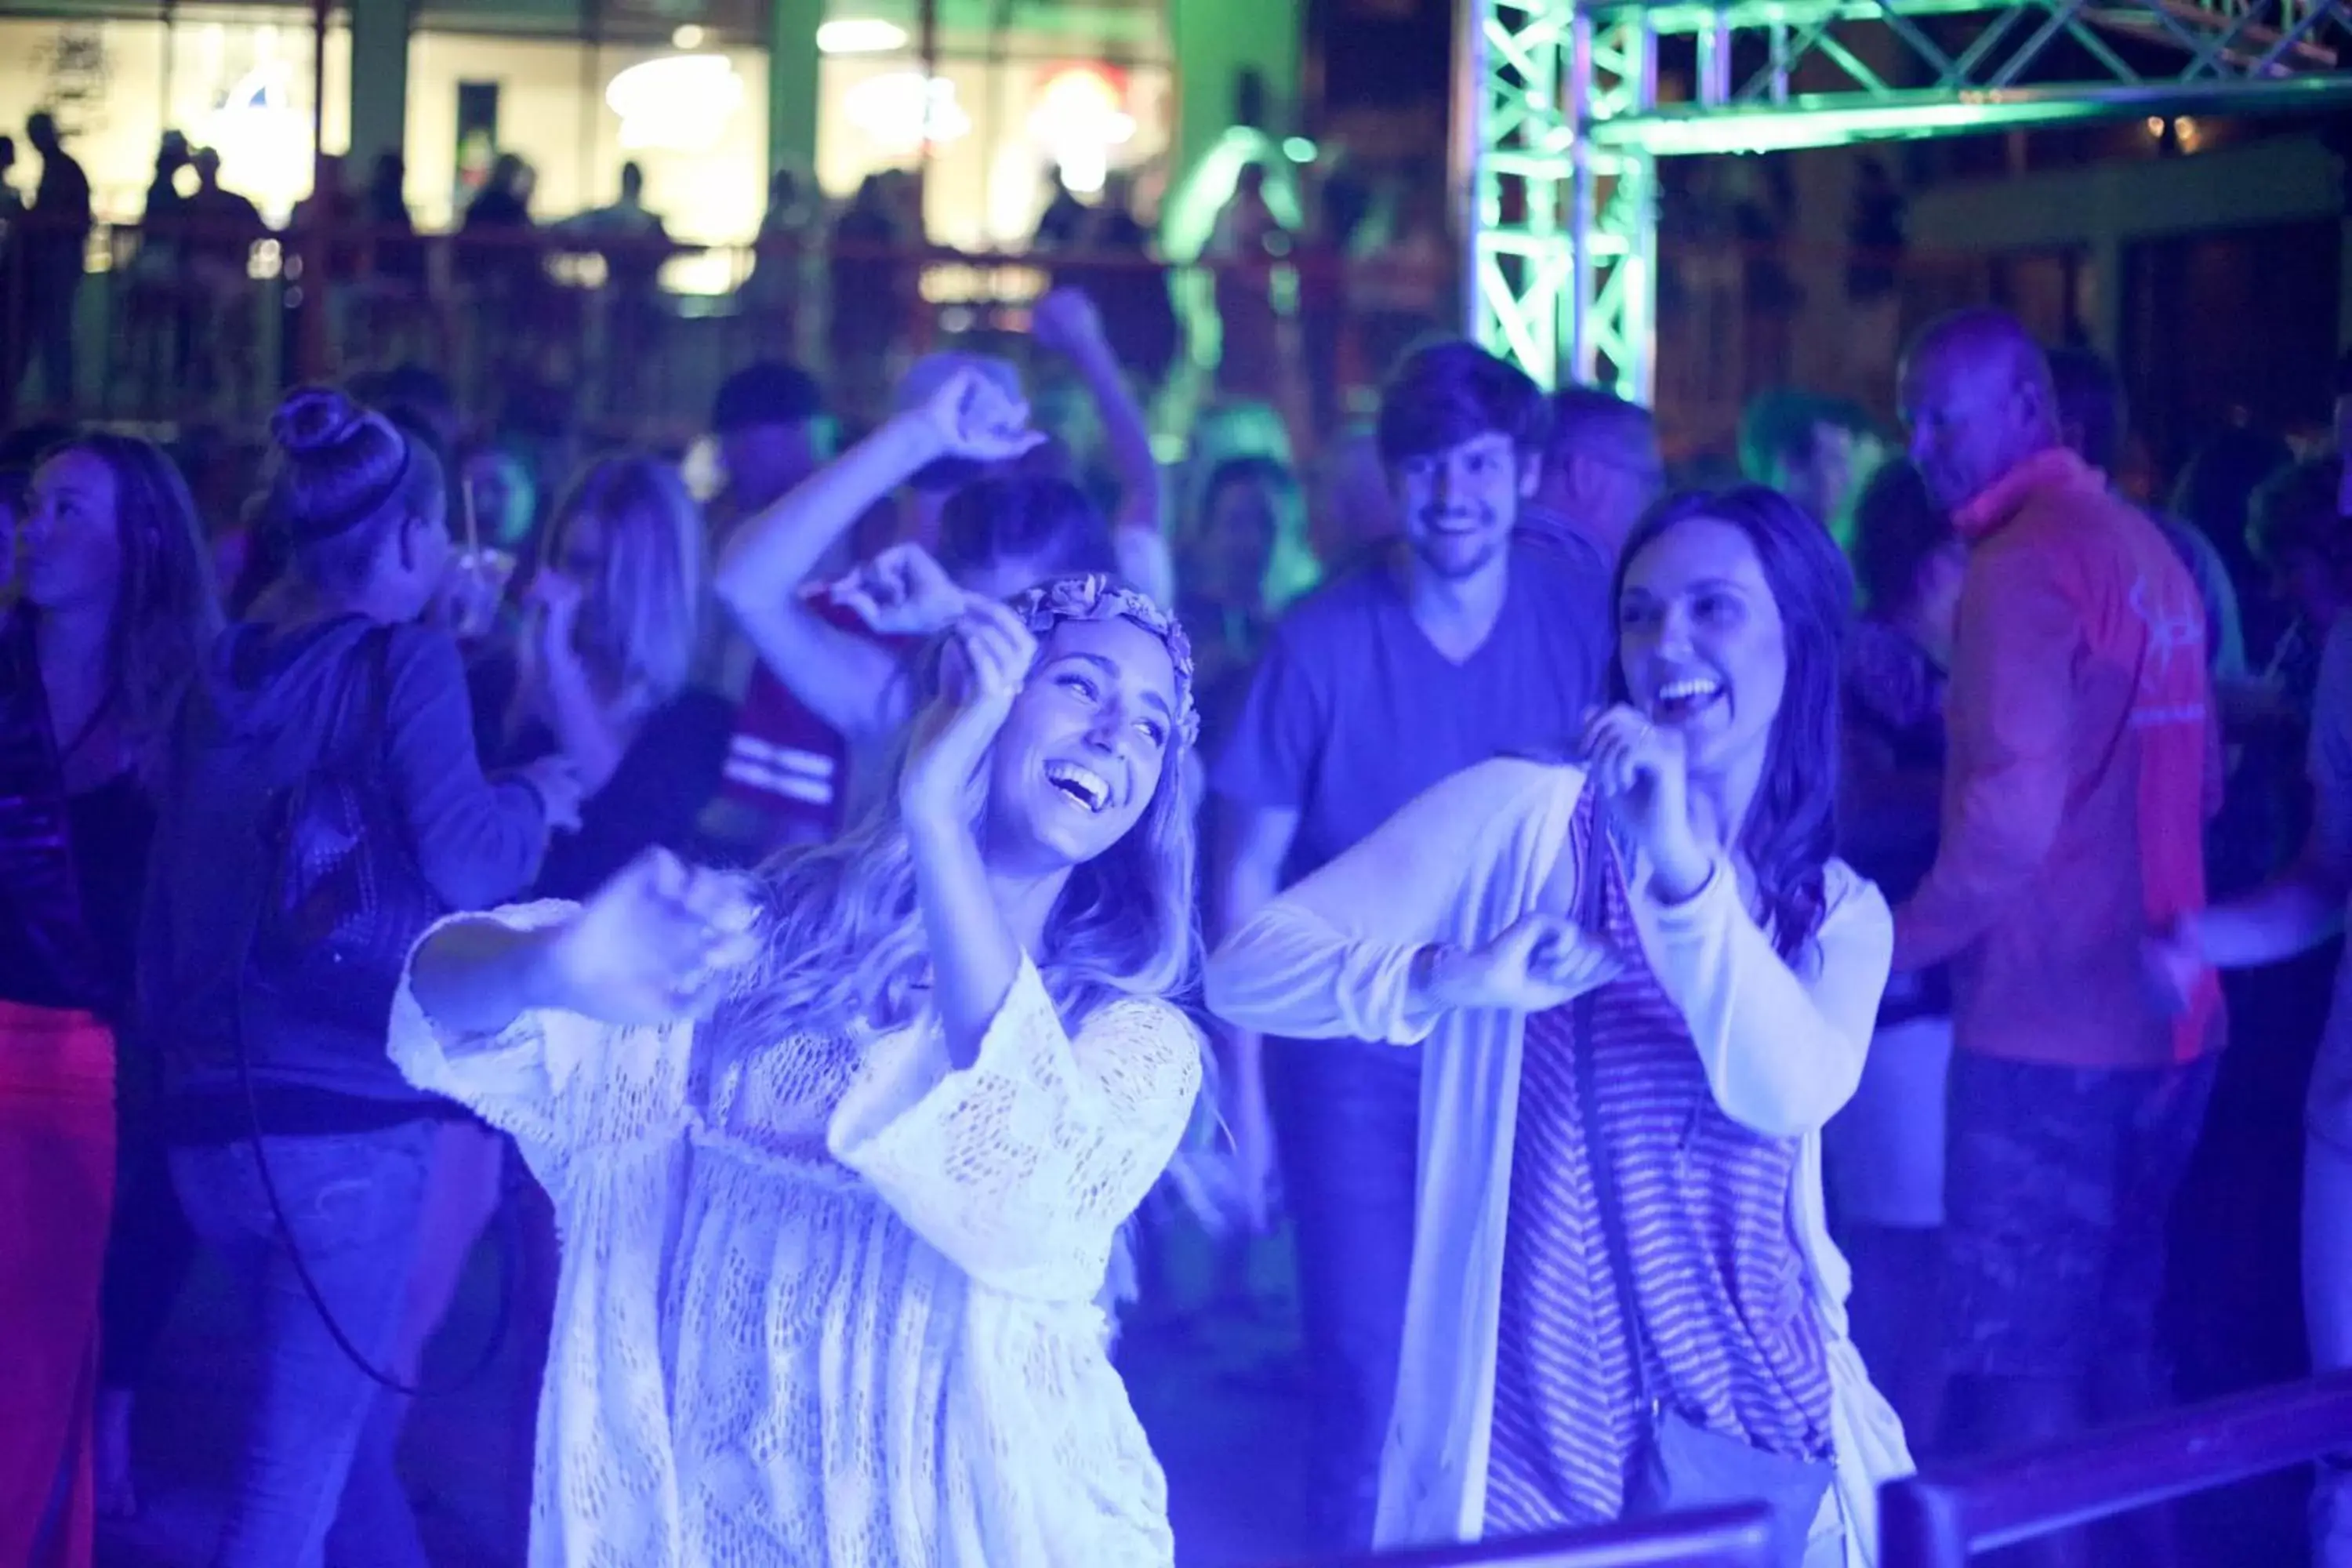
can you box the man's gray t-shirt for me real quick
[1211,538,1610,882]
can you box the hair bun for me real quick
[270,386,370,458]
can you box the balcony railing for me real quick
[1881,1370,2352,1568]
[0,213,2016,450]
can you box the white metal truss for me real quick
[1459,0,2352,399]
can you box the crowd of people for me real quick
[1,263,2348,1568]
[0,110,1472,445]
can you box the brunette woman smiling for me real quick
[1210,487,1911,1567]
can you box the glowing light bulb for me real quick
[818,19,910,53]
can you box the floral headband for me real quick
[1008,573,1202,750]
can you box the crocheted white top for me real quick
[390,902,1203,1568]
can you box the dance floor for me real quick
[95,1216,1314,1567]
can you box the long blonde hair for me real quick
[717,575,1203,1045]
[544,455,706,717]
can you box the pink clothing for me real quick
[1893,447,2223,1069]
[0,1001,114,1568]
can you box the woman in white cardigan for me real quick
[1207,487,1911,1566]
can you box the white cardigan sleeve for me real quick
[1206,757,1568,1044]
[1638,859,1891,1139]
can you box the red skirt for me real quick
[0,999,115,1568]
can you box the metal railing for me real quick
[1304,1505,1778,1568]
[1880,1370,2352,1568]
[1,214,2012,446]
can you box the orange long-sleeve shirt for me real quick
[1892,446,2225,1069]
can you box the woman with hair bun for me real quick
[140,387,583,1566]
[1,430,220,1568]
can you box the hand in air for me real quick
[435,547,516,643]
[829,542,975,638]
[524,568,587,668]
[910,367,1046,466]
[2142,917,2208,1019]
[520,754,586,834]
[1429,913,1624,1014]
[898,598,1037,833]
[543,849,762,1025]
[1028,287,1108,359]
[1579,704,1710,895]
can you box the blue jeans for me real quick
[2307,1130,2352,1568]
[169,1120,437,1568]
[1265,1039,1421,1555]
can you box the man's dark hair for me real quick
[1375,339,1546,468]
[2251,457,2349,572]
[712,361,822,434]
[1849,459,1953,617]
[938,474,1116,581]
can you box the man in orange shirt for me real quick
[1892,310,2223,1558]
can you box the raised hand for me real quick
[1578,703,1711,898]
[525,568,587,663]
[908,366,1047,466]
[829,542,975,638]
[541,848,762,1025]
[1425,912,1624,1014]
[436,546,517,643]
[1028,286,1108,359]
[898,597,1038,833]
[520,754,586,834]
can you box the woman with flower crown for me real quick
[388,569,1206,1566]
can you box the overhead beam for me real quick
[1461,0,2352,400]
[1583,73,2352,153]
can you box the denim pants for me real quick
[2308,1133,2352,1568]
[2304,970,2352,1568]
[0,1002,114,1568]
[1265,1038,1422,1555]
[169,1120,437,1568]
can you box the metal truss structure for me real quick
[1461,0,2352,397]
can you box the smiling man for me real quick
[1892,308,2223,1568]
[1208,340,1609,1555]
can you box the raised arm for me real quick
[896,601,1049,1069]
[1206,758,1575,1042]
[713,417,942,739]
[393,853,758,1160]
[382,625,554,911]
[1642,864,1890,1138]
[1030,287,1171,604]
[518,567,639,795]
[717,369,1045,740]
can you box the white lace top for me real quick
[388,902,1204,1568]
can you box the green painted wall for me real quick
[767,0,824,180]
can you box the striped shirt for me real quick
[1486,797,1835,1534]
